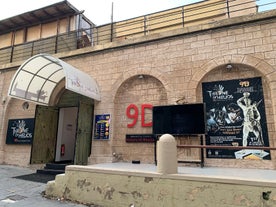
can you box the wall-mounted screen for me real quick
[152,103,206,135]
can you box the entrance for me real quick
[30,91,94,165]
[8,54,100,165]
[55,107,78,162]
[30,105,58,164]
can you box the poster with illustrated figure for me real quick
[202,77,270,160]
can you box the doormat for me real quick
[13,173,56,184]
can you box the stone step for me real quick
[36,168,65,175]
[45,163,68,171]
[36,162,72,175]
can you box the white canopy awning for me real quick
[8,54,101,105]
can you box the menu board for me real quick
[94,114,110,140]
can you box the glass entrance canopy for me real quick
[8,54,101,105]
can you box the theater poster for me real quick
[202,77,270,160]
[6,118,34,144]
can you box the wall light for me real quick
[22,102,29,110]
[2,97,6,105]
[138,75,144,79]
[226,64,233,70]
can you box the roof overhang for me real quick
[0,1,81,35]
[8,54,101,105]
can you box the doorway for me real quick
[30,91,94,165]
[8,54,100,166]
[30,105,58,164]
[55,107,78,163]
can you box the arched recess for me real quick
[113,74,168,163]
[189,54,276,104]
[8,53,101,105]
[190,54,276,94]
[110,68,172,103]
[190,54,276,168]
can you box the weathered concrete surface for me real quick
[45,164,276,207]
[0,164,86,207]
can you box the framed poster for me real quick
[202,77,270,160]
[94,114,110,140]
[6,118,34,144]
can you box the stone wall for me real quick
[1,10,276,169]
[73,12,276,169]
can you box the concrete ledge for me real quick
[65,164,276,187]
[45,163,276,206]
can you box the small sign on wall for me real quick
[126,134,155,143]
[94,114,110,140]
[6,118,34,144]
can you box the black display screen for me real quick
[152,103,206,135]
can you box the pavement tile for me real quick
[0,165,89,207]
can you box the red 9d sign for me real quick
[126,104,153,128]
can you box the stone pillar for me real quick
[157,134,178,174]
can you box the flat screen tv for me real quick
[152,103,206,135]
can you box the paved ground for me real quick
[0,165,89,207]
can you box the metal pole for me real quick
[200,135,204,167]
[226,0,230,18]
[111,1,114,23]
[182,6,185,28]
[144,16,147,35]
[111,2,114,42]
[178,145,276,150]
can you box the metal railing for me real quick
[154,133,275,167]
[0,0,276,65]
[177,144,276,167]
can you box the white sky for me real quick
[0,0,201,25]
[0,0,275,25]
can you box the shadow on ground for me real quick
[13,173,56,183]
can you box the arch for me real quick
[190,54,276,88]
[112,74,168,163]
[190,54,276,107]
[110,68,171,102]
[191,54,276,164]
[8,54,101,105]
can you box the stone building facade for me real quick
[0,1,276,170]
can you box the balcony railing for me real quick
[0,0,275,65]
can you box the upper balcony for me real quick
[0,0,275,66]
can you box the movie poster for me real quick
[202,77,270,160]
